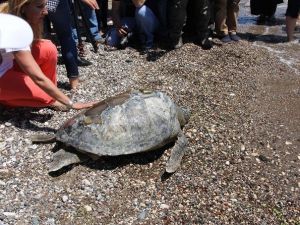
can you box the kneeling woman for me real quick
[0,0,94,110]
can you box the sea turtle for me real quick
[32,90,190,173]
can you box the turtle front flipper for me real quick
[49,149,89,172]
[165,131,188,173]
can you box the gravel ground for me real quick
[0,24,300,225]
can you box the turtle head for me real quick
[177,106,190,127]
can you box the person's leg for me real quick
[188,0,212,49]
[215,0,229,36]
[0,40,57,107]
[135,5,160,49]
[167,0,189,49]
[286,16,297,41]
[285,0,300,41]
[47,0,80,89]
[96,0,108,32]
[81,4,104,42]
[156,0,168,38]
[227,0,241,41]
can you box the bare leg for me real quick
[286,16,297,42]
[165,130,188,173]
[69,77,80,90]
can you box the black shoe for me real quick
[77,57,92,67]
[257,15,266,25]
[197,37,213,50]
[220,35,232,43]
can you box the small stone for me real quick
[240,144,245,151]
[160,204,170,209]
[4,122,11,127]
[29,145,38,150]
[138,209,148,220]
[84,205,92,212]
[32,217,39,225]
[258,155,269,162]
[285,141,292,145]
[82,179,91,186]
[225,161,230,165]
[62,195,68,202]
[3,212,17,217]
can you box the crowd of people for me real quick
[0,0,299,112]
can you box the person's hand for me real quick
[81,0,99,9]
[72,101,98,110]
[117,26,128,37]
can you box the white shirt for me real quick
[0,46,30,78]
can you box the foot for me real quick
[77,57,92,67]
[69,77,80,90]
[229,33,241,42]
[257,15,266,24]
[197,37,213,50]
[220,35,232,43]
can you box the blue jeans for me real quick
[47,0,79,78]
[135,5,160,48]
[106,5,160,48]
[106,17,136,47]
[72,4,102,42]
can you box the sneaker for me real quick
[220,35,232,43]
[77,57,92,67]
[229,33,241,42]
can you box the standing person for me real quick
[166,0,212,50]
[166,0,188,49]
[214,0,241,43]
[0,0,95,110]
[185,0,213,49]
[46,0,98,90]
[96,0,109,34]
[250,0,283,24]
[285,0,300,42]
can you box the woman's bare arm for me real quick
[14,50,95,109]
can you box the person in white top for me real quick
[0,2,96,110]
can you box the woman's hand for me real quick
[72,101,98,110]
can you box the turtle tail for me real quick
[30,134,56,143]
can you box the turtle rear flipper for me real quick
[49,149,89,172]
[165,131,188,173]
[31,134,56,143]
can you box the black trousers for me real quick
[167,0,211,42]
[167,0,189,43]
